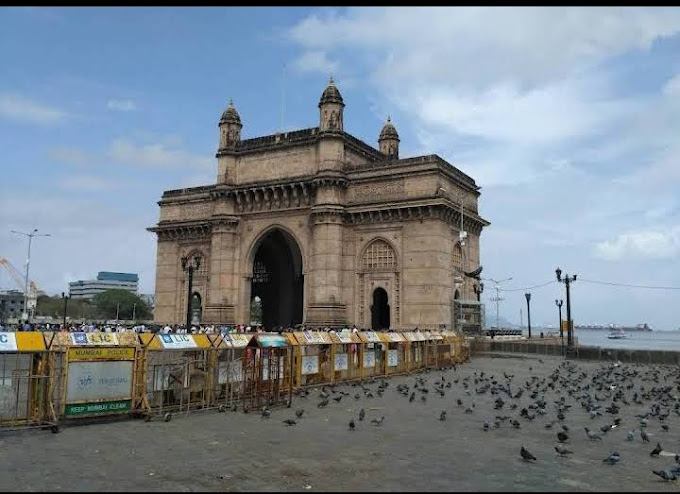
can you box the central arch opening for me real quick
[250,229,303,330]
[371,287,390,330]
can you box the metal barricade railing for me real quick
[242,334,292,412]
[0,332,59,433]
[292,331,334,387]
[209,333,251,412]
[380,332,408,376]
[138,333,213,421]
[403,332,427,372]
[329,331,362,383]
[357,331,386,379]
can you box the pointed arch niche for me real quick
[356,238,400,329]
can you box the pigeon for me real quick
[349,419,355,431]
[283,419,297,426]
[295,409,305,419]
[603,452,620,465]
[371,416,385,426]
[520,446,536,462]
[641,430,650,443]
[318,398,329,408]
[261,408,272,419]
[662,424,670,432]
[585,427,603,441]
[555,444,573,456]
[410,392,416,403]
[359,408,365,421]
[626,430,635,441]
[511,420,521,429]
[333,396,343,403]
[653,470,677,481]
[483,421,489,431]
[439,411,447,421]
[557,432,569,443]
[650,443,663,457]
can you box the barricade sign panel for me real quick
[302,355,319,375]
[158,334,197,349]
[65,400,131,417]
[363,351,375,368]
[68,347,135,361]
[228,334,252,348]
[404,332,417,342]
[302,331,325,344]
[256,335,288,347]
[334,353,348,371]
[335,332,353,344]
[0,333,17,352]
[386,333,405,342]
[363,332,381,343]
[71,332,119,346]
[388,349,399,367]
[66,361,133,403]
[413,332,426,341]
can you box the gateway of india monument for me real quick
[148,77,490,332]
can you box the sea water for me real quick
[566,330,680,351]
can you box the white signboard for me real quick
[363,331,381,342]
[388,349,399,367]
[302,355,319,375]
[363,351,375,368]
[0,333,18,352]
[302,331,324,344]
[335,331,353,344]
[334,353,348,371]
[66,361,133,403]
[387,333,404,342]
[404,333,417,342]
[159,334,197,350]
[229,361,243,383]
[413,332,426,341]
[152,366,172,391]
[70,332,119,346]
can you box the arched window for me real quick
[185,250,209,279]
[453,244,463,272]
[362,239,396,271]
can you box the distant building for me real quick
[0,290,25,322]
[69,272,139,299]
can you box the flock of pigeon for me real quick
[251,357,680,485]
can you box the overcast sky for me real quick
[1,7,679,329]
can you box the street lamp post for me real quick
[556,268,577,354]
[11,229,51,323]
[525,292,532,339]
[555,299,564,355]
[61,292,70,330]
[181,254,201,331]
[484,277,513,331]
[132,303,136,322]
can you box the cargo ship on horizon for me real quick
[574,323,653,331]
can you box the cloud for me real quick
[107,99,137,112]
[108,138,212,169]
[0,93,68,125]
[594,228,680,261]
[47,147,92,166]
[293,51,338,74]
[58,175,119,192]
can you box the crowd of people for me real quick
[0,321,397,334]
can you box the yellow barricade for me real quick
[242,334,292,412]
[357,331,386,379]
[380,332,409,376]
[403,331,427,372]
[0,331,59,433]
[138,332,212,421]
[43,331,138,425]
[329,330,362,383]
[292,331,334,387]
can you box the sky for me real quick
[1,7,679,330]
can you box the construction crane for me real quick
[0,258,40,311]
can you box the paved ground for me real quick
[2,354,680,492]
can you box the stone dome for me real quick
[318,76,345,107]
[220,100,242,125]
[379,117,399,141]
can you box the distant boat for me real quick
[576,323,652,331]
[607,328,628,340]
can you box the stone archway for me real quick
[371,287,390,330]
[249,228,303,330]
